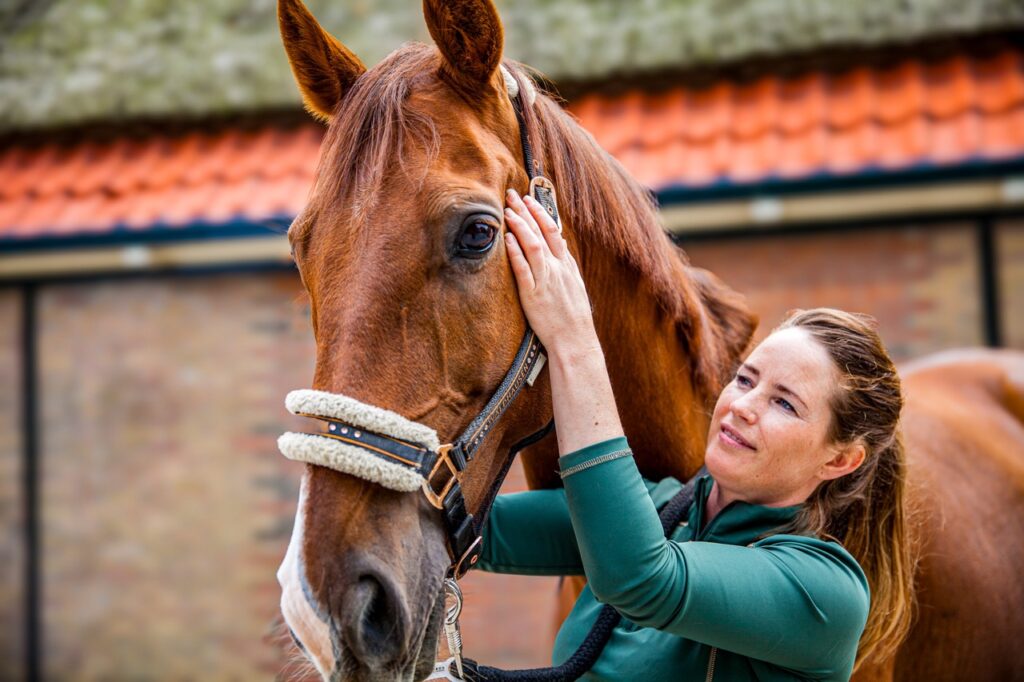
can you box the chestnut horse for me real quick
[274,1,1024,680]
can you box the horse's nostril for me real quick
[343,573,406,665]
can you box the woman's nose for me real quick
[730,396,758,423]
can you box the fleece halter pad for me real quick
[279,390,440,492]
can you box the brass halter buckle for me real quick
[422,444,461,510]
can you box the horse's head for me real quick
[276,1,554,678]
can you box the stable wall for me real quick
[2,216,1020,679]
[682,222,990,359]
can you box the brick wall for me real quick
[680,222,986,361]
[18,271,556,680]
[998,219,1024,348]
[0,288,23,681]
[35,273,313,680]
[4,218,1016,679]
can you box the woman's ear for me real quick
[821,441,866,481]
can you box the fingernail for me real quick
[507,188,518,199]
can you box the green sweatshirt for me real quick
[477,437,869,681]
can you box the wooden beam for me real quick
[660,177,1024,234]
[0,236,292,280]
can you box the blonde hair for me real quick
[774,308,916,672]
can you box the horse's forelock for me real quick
[307,43,443,230]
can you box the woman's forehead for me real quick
[745,328,837,393]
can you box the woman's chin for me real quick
[704,443,752,483]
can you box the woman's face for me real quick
[705,327,852,507]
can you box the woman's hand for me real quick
[503,189,598,356]
[503,188,625,455]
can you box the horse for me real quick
[273,1,1024,680]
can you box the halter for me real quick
[278,65,560,581]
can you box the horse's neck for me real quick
[586,249,713,482]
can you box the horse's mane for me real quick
[299,42,751,395]
[508,64,689,321]
[300,43,444,232]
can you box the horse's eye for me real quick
[456,216,499,257]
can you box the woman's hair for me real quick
[773,308,916,672]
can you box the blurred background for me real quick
[1,0,1023,679]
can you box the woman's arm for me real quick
[502,190,624,455]
[476,488,584,576]
[560,438,868,676]
[503,192,867,676]
[477,477,676,576]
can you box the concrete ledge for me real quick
[0,235,292,280]
[661,177,1024,234]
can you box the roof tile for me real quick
[875,61,926,124]
[639,90,687,148]
[732,77,779,139]
[826,68,875,130]
[979,108,1024,158]
[776,127,827,178]
[924,56,975,119]
[826,122,880,173]
[778,73,825,134]
[683,83,732,143]
[875,117,930,168]
[928,111,979,163]
[974,50,1024,113]
[2,49,1023,242]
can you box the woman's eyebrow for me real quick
[775,383,808,411]
[742,363,808,410]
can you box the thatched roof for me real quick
[2,0,1022,133]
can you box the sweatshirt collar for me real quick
[687,475,800,545]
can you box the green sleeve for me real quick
[559,437,870,677]
[476,487,585,576]
[476,477,675,577]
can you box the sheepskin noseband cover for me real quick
[278,389,441,493]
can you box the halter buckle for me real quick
[423,444,461,510]
[452,536,484,579]
[528,175,561,233]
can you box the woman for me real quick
[476,189,915,680]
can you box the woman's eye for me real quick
[776,398,796,414]
[456,217,499,257]
[735,374,753,388]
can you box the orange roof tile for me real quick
[2,49,1024,243]
[0,123,323,242]
[874,62,925,124]
[778,73,825,134]
[578,50,1024,190]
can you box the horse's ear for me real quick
[422,0,504,91]
[278,0,367,121]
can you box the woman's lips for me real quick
[719,423,756,450]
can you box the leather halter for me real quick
[293,83,557,580]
